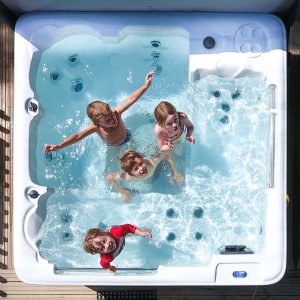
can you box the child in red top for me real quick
[83,224,152,272]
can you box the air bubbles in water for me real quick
[44,152,53,163]
[42,63,48,72]
[151,51,160,59]
[153,65,163,75]
[151,51,162,75]
[45,151,64,163]
[44,151,67,170]
[127,69,133,83]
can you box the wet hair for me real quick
[86,100,112,121]
[154,101,177,126]
[120,151,144,174]
[83,228,111,255]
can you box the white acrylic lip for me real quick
[13,12,286,285]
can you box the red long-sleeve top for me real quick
[100,224,136,269]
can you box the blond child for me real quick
[154,101,195,152]
[106,150,183,202]
[83,224,152,272]
[44,70,155,153]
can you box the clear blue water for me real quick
[32,33,271,269]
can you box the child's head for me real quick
[87,100,117,128]
[154,101,179,131]
[120,151,148,178]
[83,228,117,255]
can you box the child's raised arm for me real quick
[43,124,96,153]
[115,70,154,115]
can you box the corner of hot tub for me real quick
[263,13,287,40]
[14,255,56,285]
[15,11,35,27]
[15,11,50,37]
[13,183,54,284]
[263,259,287,285]
[257,249,287,286]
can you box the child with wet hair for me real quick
[44,70,154,153]
[154,101,195,152]
[83,224,152,272]
[106,150,183,203]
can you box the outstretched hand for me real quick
[186,134,195,144]
[144,70,155,88]
[44,144,58,153]
[135,228,152,238]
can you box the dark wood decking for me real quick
[1,4,300,299]
[0,1,14,272]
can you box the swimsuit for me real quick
[164,125,186,144]
[107,129,132,147]
[118,129,132,146]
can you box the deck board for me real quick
[0,5,14,272]
[1,4,300,300]
[1,271,97,297]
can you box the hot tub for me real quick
[13,12,286,285]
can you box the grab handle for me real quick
[268,84,276,188]
[54,267,157,276]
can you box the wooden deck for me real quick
[0,0,14,278]
[1,3,300,299]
